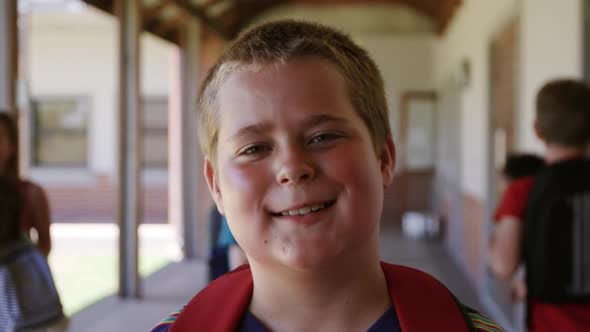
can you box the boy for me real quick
[489,153,544,301]
[490,153,544,278]
[489,79,590,331]
[152,20,503,331]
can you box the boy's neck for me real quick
[248,243,390,332]
[544,143,588,164]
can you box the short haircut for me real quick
[536,79,590,148]
[0,176,22,244]
[197,20,391,164]
[502,153,545,180]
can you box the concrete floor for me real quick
[66,221,483,332]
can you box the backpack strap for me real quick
[381,262,471,332]
[170,265,252,332]
[172,263,472,332]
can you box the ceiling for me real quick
[81,0,462,44]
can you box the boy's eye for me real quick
[239,144,269,156]
[308,133,340,145]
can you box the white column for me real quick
[169,19,201,259]
[117,0,142,298]
[0,0,17,112]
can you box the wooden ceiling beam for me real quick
[155,12,188,35]
[171,0,234,40]
[201,0,226,10]
[143,0,173,22]
[436,0,462,34]
[221,0,286,38]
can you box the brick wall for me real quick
[44,174,168,223]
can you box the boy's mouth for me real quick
[271,200,336,217]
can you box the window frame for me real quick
[142,95,168,169]
[31,95,91,168]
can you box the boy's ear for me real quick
[379,136,396,187]
[204,159,225,215]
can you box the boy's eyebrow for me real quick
[227,122,273,142]
[302,114,349,128]
[227,114,350,142]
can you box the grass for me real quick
[49,252,171,316]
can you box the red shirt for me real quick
[494,176,590,332]
[494,176,534,222]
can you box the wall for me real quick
[434,0,519,200]
[518,0,584,152]
[28,5,173,221]
[29,6,172,176]
[357,34,436,146]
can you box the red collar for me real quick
[171,262,469,332]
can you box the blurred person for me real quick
[489,153,545,302]
[489,79,590,332]
[0,112,52,256]
[208,206,247,282]
[0,176,67,332]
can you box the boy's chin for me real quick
[272,249,352,272]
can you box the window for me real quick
[143,97,168,168]
[33,97,89,167]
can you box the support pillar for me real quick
[117,0,142,298]
[0,0,17,113]
[169,20,201,259]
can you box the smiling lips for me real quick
[272,200,336,217]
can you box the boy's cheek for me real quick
[219,162,272,216]
[221,162,268,192]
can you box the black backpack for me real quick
[524,159,590,302]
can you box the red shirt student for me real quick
[489,80,590,332]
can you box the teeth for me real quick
[299,207,312,215]
[311,204,322,211]
[279,203,327,216]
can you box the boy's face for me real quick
[206,58,395,270]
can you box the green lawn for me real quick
[49,253,171,316]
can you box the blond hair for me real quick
[197,20,391,163]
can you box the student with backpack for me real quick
[489,79,590,331]
[0,176,68,332]
[490,153,545,301]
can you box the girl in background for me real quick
[0,112,52,256]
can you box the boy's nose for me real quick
[275,150,315,185]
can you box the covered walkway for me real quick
[2,1,587,332]
[67,221,484,332]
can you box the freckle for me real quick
[264,240,268,244]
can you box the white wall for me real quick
[29,6,172,176]
[518,0,584,152]
[357,35,436,149]
[434,0,519,199]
